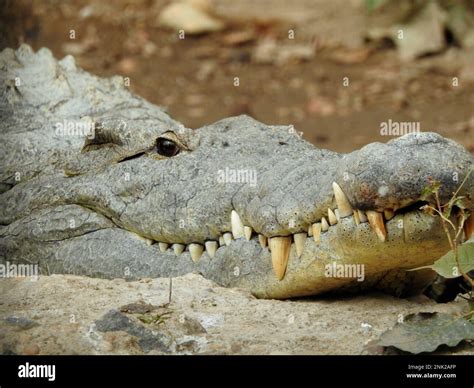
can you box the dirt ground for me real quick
[1,0,473,153]
[1,274,472,355]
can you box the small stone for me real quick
[23,344,40,355]
[142,42,157,58]
[253,38,314,65]
[157,2,225,35]
[360,322,373,333]
[222,30,256,46]
[176,337,199,352]
[230,342,242,353]
[182,316,207,335]
[307,97,335,116]
[116,58,137,74]
[4,316,39,330]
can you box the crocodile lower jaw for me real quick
[131,182,473,282]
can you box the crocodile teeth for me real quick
[366,211,387,242]
[270,236,292,280]
[189,243,204,262]
[321,217,329,231]
[358,210,367,223]
[244,226,253,241]
[159,242,169,252]
[308,224,313,237]
[258,234,268,248]
[205,241,218,258]
[464,214,473,240]
[293,233,307,257]
[142,237,154,246]
[335,209,341,221]
[328,209,338,225]
[134,234,154,245]
[353,210,360,225]
[231,210,244,239]
[332,182,353,217]
[219,236,225,246]
[173,243,185,255]
[312,223,321,244]
[223,232,233,246]
[384,210,394,220]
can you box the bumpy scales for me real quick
[1,45,473,299]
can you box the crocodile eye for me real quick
[156,138,180,157]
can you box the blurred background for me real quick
[1,0,473,152]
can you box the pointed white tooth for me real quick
[189,243,204,262]
[172,243,185,255]
[353,210,360,225]
[332,182,353,218]
[269,236,292,280]
[464,214,473,240]
[244,226,253,241]
[223,232,233,246]
[159,242,169,252]
[335,209,341,221]
[258,234,268,248]
[205,241,218,258]
[133,233,154,245]
[366,211,387,242]
[312,223,321,244]
[219,236,225,246]
[321,217,329,231]
[357,210,367,223]
[307,224,313,237]
[231,210,244,239]
[328,208,338,225]
[293,233,307,258]
[384,209,394,220]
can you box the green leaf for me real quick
[454,198,467,210]
[374,312,474,354]
[420,187,433,201]
[412,237,474,278]
[420,180,441,201]
[137,311,172,325]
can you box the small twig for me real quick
[434,192,455,252]
[425,205,457,233]
[451,166,473,201]
[168,277,173,305]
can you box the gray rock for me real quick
[4,316,39,330]
[95,309,172,353]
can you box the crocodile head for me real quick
[1,45,473,299]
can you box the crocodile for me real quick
[0,45,473,299]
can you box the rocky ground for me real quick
[0,274,472,355]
